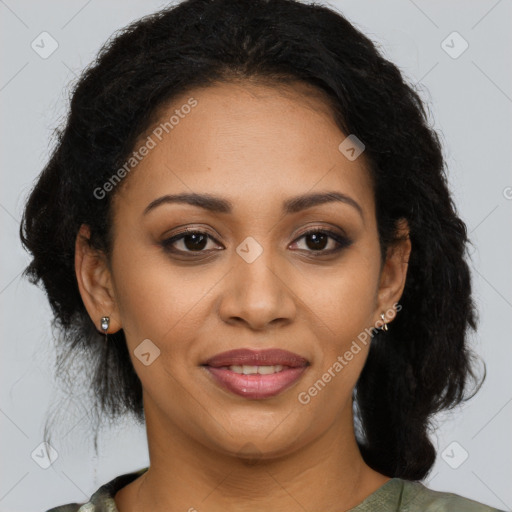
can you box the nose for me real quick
[217,245,297,331]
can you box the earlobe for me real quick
[376,218,411,325]
[74,224,121,333]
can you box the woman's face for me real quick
[79,80,409,459]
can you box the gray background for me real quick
[1,0,511,510]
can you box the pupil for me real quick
[184,233,207,251]
[306,233,327,250]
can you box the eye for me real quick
[290,228,352,255]
[160,227,352,257]
[160,229,222,254]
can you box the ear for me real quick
[75,224,121,333]
[374,218,411,326]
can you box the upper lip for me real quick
[203,349,309,368]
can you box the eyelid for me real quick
[294,224,347,239]
[160,225,352,256]
[160,227,223,251]
[290,227,352,253]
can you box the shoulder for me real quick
[45,505,87,512]
[400,479,506,512]
[43,467,148,512]
[45,506,82,512]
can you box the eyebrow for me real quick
[143,191,364,220]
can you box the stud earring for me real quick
[380,312,388,332]
[101,316,110,341]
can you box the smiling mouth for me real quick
[220,364,286,375]
[201,348,309,399]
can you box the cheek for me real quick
[293,242,381,399]
[300,246,381,340]
[109,242,212,349]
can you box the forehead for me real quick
[114,80,374,218]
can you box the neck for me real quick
[120,398,390,512]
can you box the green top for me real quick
[45,467,505,512]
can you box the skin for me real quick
[75,80,411,512]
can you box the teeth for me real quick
[229,365,284,375]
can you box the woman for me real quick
[20,0,504,510]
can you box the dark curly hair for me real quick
[20,0,483,479]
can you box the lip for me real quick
[204,348,309,368]
[202,348,309,400]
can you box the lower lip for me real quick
[204,366,308,399]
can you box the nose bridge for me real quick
[236,235,284,305]
[219,235,296,329]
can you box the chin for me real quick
[203,416,310,461]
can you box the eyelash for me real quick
[160,227,352,257]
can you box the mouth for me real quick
[201,348,310,399]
